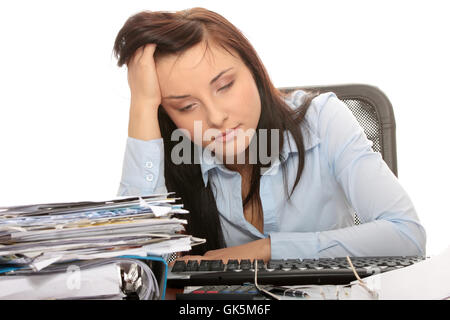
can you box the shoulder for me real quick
[283,89,361,141]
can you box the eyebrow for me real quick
[162,67,234,100]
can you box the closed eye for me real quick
[179,81,235,112]
[218,80,234,92]
[179,104,195,112]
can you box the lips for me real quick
[215,125,240,143]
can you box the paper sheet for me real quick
[351,246,450,300]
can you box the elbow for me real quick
[116,182,146,197]
[117,181,168,197]
[393,219,427,256]
[415,223,427,256]
[117,182,130,197]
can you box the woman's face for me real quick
[156,41,261,163]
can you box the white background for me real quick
[0,0,448,256]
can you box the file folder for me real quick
[0,255,168,300]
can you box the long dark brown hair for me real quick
[112,7,319,254]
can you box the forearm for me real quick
[202,237,271,263]
[269,219,426,259]
[128,99,162,141]
[239,237,271,261]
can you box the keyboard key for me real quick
[227,259,239,266]
[210,260,225,271]
[226,259,239,270]
[267,261,282,270]
[240,259,251,270]
[199,260,210,271]
[386,262,397,267]
[256,259,265,269]
[281,261,293,268]
[172,260,186,272]
[186,260,199,271]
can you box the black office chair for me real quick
[279,84,398,226]
[279,84,398,177]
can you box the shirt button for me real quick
[145,161,153,169]
[145,174,154,182]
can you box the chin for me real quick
[214,139,251,165]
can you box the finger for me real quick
[175,255,203,262]
[128,46,143,67]
[137,43,157,63]
[137,45,148,60]
[143,43,157,54]
[200,253,228,264]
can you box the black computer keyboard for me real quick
[167,256,425,287]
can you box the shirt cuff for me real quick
[269,231,320,259]
[118,136,166,196]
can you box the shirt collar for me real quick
[280,123,320,159]
[196,89,320,187]
[195,124,320,187]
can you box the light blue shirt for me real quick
[117,90,426,259]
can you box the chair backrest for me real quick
[278,84,398,177]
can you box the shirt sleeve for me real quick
[117,136,168,197]
[269,93,426,259]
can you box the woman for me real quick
[113,7,426,262]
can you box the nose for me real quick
[204,101,229,128]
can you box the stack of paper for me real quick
[0,192,204,299]
[0,192,204,272]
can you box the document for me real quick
[350,246,450,300]
[0,194,202,272]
